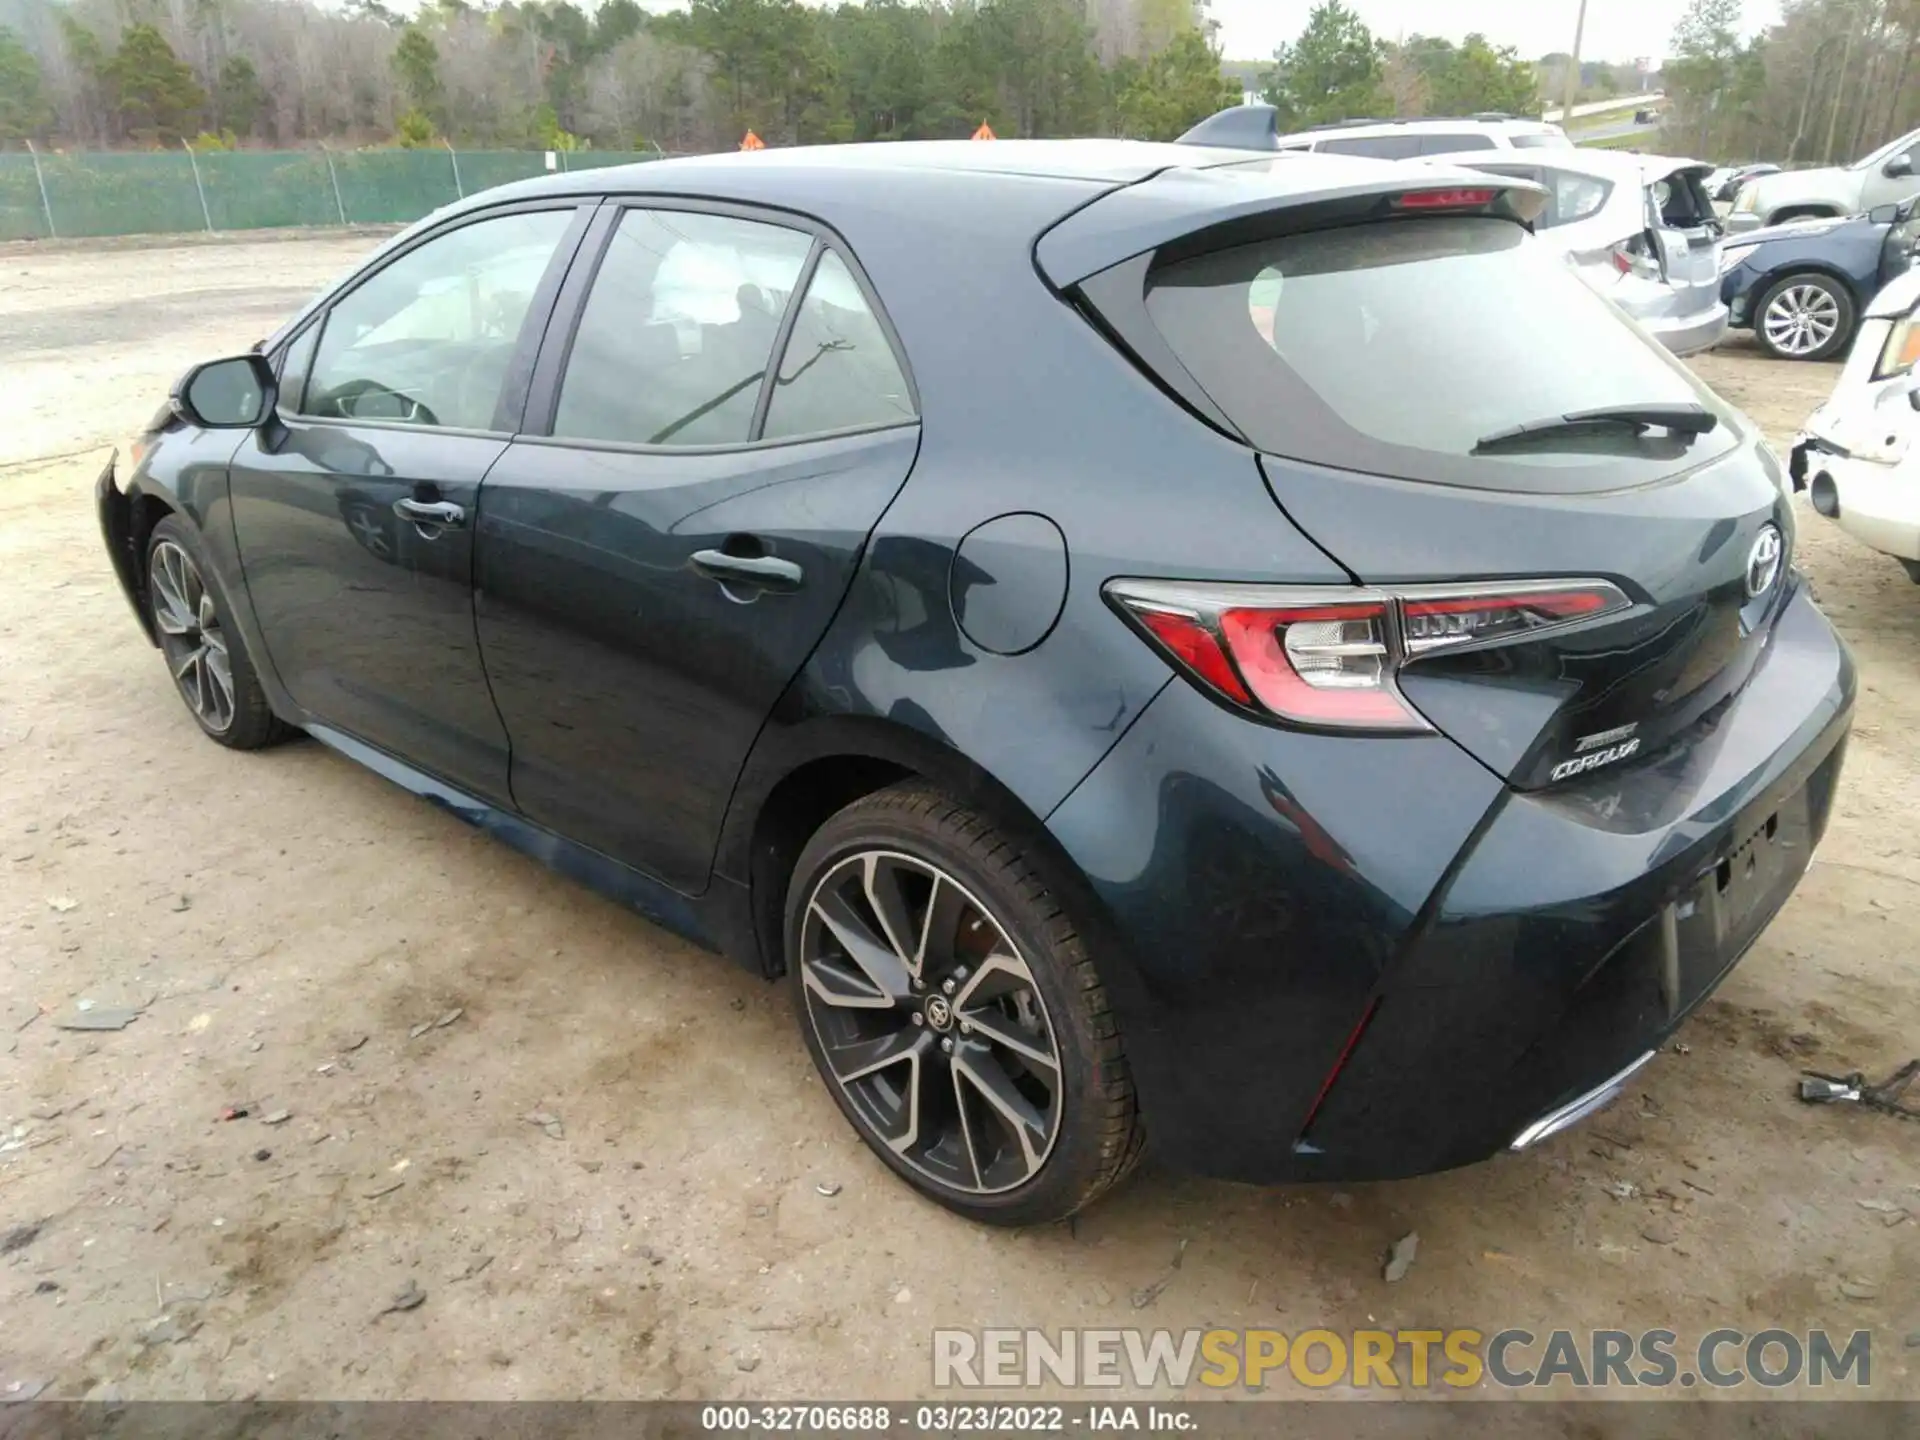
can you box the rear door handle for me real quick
[394,498,466,530]
[689,549,804,594]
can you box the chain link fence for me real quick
[0,147,666,242]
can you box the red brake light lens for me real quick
[1392,188,1498,211]
[1611,236,1662,281]
[1218,602,1416,729]
[1136,607,1252,706]
[1108,579,1630,733]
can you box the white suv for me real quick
[1178,106,1571,157]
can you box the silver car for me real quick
[1426,148,1729,356]
[1726,129,1920,233]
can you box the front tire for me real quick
[1755,273,1855,361]
[145,516,289,750]
[787,784,1143,1225]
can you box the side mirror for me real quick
[1871,204,1899,225]
[1908,384,1920,412]
[173,354,276,429]
[1886,154,1915,179]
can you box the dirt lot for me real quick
[1,233,1917,1404]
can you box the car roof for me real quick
[436,139,1539,270]
[484,138,1265,202]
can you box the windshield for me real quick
[1144,216,1737,494]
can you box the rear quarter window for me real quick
[1143,216,1736,495]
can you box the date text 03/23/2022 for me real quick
[700,1404,1197,1432]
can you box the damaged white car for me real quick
[1791,268,1920,582]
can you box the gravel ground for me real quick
[0,234,1916,1404]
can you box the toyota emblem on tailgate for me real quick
[1746,525,1783,599]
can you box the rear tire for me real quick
[145,516,290,750]
[786,783,1143,1226]
[1754,273,1855,362]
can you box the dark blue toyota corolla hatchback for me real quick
[98,141,1852,1225]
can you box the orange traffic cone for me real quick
[740,130,765,151]
[971,122,997,141]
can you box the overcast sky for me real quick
[1209,0,1784,64]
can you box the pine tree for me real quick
[106,24,208,146]
[0,27,54,143]
[392,25,445,126]
[1114,29,1239,139]
[1261,1,1386,130]
[215,55,268,139]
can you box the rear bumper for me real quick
[1791,439,1920,561]
[1642,300,1731,357]
[1509,1048,1656,1151]
[1048,580,1852,1183]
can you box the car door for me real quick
[474,203,921,892]
[1880,196,1920,286]
[227,202,590,804]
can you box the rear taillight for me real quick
[1611,235,1663,281]
[1136,608,1252,706]
[1400,586,1615,654]
[1107,578,1630,733]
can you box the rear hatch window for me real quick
[1144,215,1737,493]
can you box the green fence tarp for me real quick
[0,148,662,242]
[199,151,342,231]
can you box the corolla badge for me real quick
[1552,737,1641,783]
[1746,525,1784,600]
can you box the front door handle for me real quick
[689,548,804,594]
[394,497,466,530]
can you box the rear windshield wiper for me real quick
[1473,404,1720,453]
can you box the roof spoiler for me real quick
[1177,104,1281,152]
[1036,167,1549,288]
